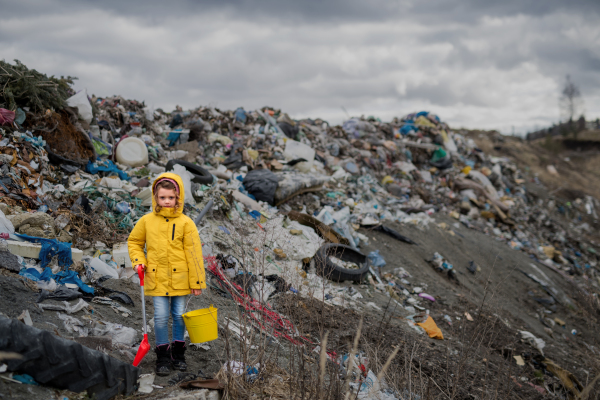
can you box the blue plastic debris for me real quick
[12,374,38,385]
[167,129,182,147]
[19,267,94,294]
[16,234,72,268]
[248,210,261,220]
[235,107,247,123]
[86,160,129,181]
[367,250,386,268]
[116,201,130,214]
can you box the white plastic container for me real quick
[116,137,149,167]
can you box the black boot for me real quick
[171,341,187,371]
[155,344,172,376]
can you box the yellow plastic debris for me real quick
[381,175,394,185]
[416,315,444,340]
[247,149,259,160]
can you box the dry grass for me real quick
[201,211,600,399]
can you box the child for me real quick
[128,173,206,375]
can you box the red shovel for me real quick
[133,265,150,367]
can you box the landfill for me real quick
[0,59,599,399]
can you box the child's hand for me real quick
[191,289,202,296]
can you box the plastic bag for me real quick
[92,321,138,346]
[85,256,119,280]
[0,209,15,235]
[368,250,386,268]
[243,169,280,204]
[38,298,89,314]
[67,90,93,124]
[0,108,15,126]
[143,106,154,121]
[171,164,195,205]
[284,139,315,173]
[36,279,58,292]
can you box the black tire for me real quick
[166,159,214,185]
[314,243,370,282]
[0,316,139,400]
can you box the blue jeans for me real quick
[153,296,187,346]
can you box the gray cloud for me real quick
[0,0,598,134]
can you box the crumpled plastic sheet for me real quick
[92,297,133,317]
[274,172,329,205]
[16,233,73,269]
[38,298,89,314]
[86,159,129,181]
[36,286,81,302]
[57,312,138,346]
[0,108,15,126]
[519,331,546,355]
[20,266,94,294]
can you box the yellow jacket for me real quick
[128,172,206,296]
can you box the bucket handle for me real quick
[184,295,214,315]
[185,296,193,313]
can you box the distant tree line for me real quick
[526,75,597,141]
[526,116,597,141]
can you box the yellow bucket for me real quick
[183,305,218,343]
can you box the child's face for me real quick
[156,187,177,208]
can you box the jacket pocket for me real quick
[145,268,157,290]
[172,224,176,241]
[172,266,190,290]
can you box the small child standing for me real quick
[128,173,206,375]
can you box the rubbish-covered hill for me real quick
[0,60,599,399]
[472,128,600,203]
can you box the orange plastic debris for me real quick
[416,315,444,340]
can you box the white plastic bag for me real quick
[67,90,93,124]
[172,164,195,205]
[91,320,138,345]
[0,209,14,235]
[36,278,58,291]
[284,139,315,173]
[519,331,546,355]
[85,256,119,279]
[143,106,154,121]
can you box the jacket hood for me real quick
[152,172,185,217]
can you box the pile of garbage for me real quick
[0,57,598,324]
[0,59,598,399]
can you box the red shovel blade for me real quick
[133,333,150,367]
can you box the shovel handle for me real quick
[136,264,145,286]
[135,264,147,334]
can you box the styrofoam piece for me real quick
[6,240,82,261]
[112,242,132,269]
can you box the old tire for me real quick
[0,316,139,400]
[314,243,370,282]
[166,159,214,185]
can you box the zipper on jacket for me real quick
[172,224,176,241]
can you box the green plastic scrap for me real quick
[92,140,109,156]
[430,147,447,163]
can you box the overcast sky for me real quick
[1,0,599,134]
